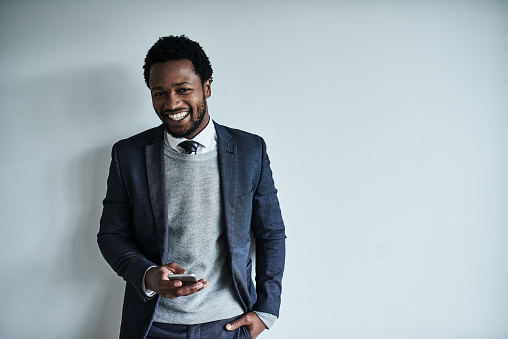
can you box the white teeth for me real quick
[168,111,189,121]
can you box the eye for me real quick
[152,91,164,98]
[177,88,192,94]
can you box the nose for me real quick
[164,93,182,111]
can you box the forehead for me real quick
[148,59,200,88]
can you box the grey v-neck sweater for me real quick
[153,147,244,324]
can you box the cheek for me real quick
[152,101,161,112]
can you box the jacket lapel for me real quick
[215,121,249,311]
[145,125,169,264]
[215,122,237,249]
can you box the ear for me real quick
[203,78,212,99]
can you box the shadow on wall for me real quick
[60,65,147,338]
[1,64,148,338]
[69,146,125,339]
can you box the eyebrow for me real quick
[150,82,191,91]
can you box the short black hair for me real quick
[143,35,213,88]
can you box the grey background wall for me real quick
[1,1,507,338]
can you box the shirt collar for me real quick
[164,118,217,153]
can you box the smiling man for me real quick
[98,35,286,339]
[150,59,211,139]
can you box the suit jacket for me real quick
[98,122,286,338]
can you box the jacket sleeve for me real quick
[251,138,286,317]
[97,143,156,301]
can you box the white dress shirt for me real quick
[164,118,217,154]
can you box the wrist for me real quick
[142,265,157,297]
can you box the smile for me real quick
[166,111,189,121]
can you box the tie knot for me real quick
[178,140,199,154]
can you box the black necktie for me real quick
[178,140,199,154]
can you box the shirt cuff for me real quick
[253,311,277,329]
[142,265,157,297]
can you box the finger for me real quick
[167,279,183,288]
[177,280,209,296]
[197,278,209,285]
[185,280,207,292]
[225,315,246,331]
[160,268,177,281]
[167,263,188,274]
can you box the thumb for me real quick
[225,315,247,331]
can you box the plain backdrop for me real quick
[1,1,507,338]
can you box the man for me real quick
[98,35,286,339]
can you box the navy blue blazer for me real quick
[98,122,286,338]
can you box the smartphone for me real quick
[167,273,198,286]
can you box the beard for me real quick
[165,96,208,139]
